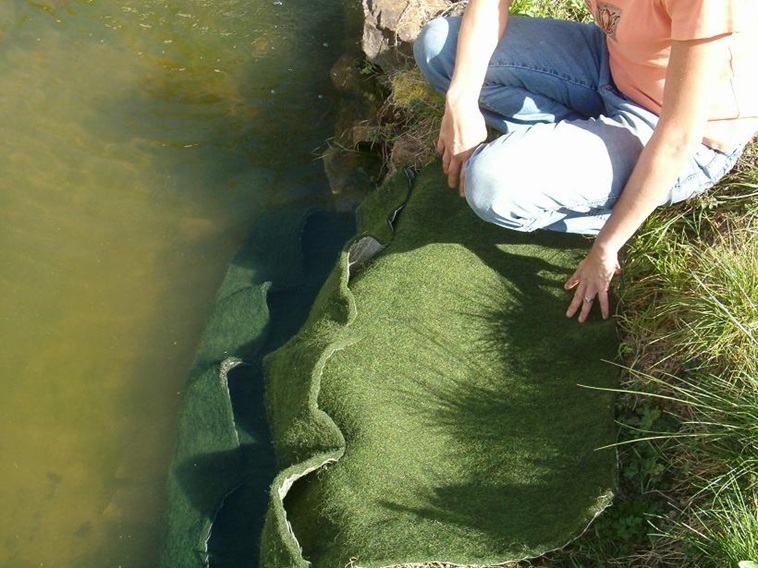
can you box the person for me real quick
[413,0,758,322]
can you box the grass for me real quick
[359,1,758,566]
[356,65,444,176]
[509,0,591,21]
[586,151,758,568]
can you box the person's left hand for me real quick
[564,245,621,323]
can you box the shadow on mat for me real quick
[278,171,617,565]
[362,186,616,553]
[382,250,614,551]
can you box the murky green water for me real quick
[0,1,350,565]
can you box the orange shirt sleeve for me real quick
[663,0,739,40]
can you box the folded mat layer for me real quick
[262,165,619,568]
[160,209,355,568]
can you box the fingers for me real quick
[439,145,463,190]
[598,290,611,319]
[565,269,609,323]
[566,288,610,323]
[565,292,583,319]
[459,163,466,197]
[564,251,619,323]
[566,290,595,323]
[578,300,593,323]
[438,140,459,188]
[446,157,460,189]
[578,293,595,323]
[563,270,582,317]
[440,145,449,175]
[454,148,476,194]
[564,274,579,291]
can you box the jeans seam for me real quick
[670,146,738,196]
[487,62,600,93]
[525,192,622,232]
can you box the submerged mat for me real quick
[160,210,355,568]
[262,165,620,567]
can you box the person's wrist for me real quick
[592,238,620,260]
[445,85,480,108]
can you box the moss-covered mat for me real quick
[160,209,355,568]
[262,165,620,567]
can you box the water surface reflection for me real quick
[0,0,347,565]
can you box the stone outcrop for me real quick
[361,0,464,72]
[323,0,462,201]
[322,51,384,211]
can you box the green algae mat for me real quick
[261,165,620,567]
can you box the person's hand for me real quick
[437,99,487,196]
[564,245,621,323]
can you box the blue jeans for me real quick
[414,16,744,235]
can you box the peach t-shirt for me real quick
[585,0,758,151]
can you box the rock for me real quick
[322,145,381,212]
[330,51,374,97]
[350,123,384,146]
[329,51,383,144]
[323,0,458,197]
[323,50,386,203]
[362,0,459,72]
[387,131,433,176]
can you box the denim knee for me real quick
[413,17,459,92]
[464,143,538,232]
[413,17,447,65]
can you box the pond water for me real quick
[0,0,353,565]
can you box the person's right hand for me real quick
[437,99,487,196]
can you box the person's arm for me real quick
[438,0,512,194]
[565,37,725,322]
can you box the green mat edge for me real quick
[261,173,413,568]
[160,208,324,568]
[261,168,620,567]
